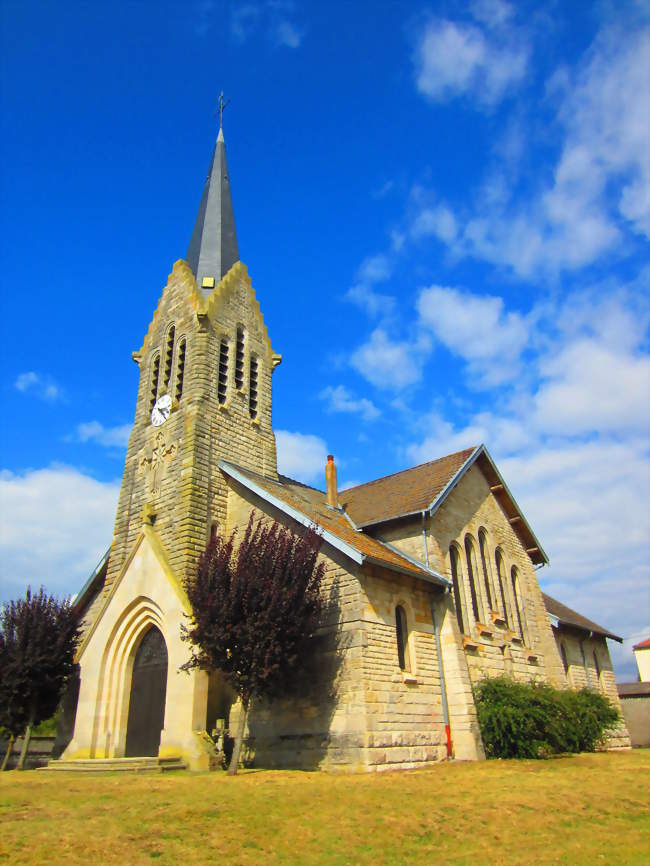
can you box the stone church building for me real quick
[56,126,629,771]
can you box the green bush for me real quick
[474,676,619,759]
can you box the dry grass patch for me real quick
[0,750,648,866]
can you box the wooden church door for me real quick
[125,626,168,757]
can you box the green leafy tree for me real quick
[0,588,80,770]
[182,513,326,775]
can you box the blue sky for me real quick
[1,0,648,678]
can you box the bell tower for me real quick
[102,122,281,596]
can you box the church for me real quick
[54,122,630,772]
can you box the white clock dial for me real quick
[151,394,172,427]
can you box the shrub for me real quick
[474,676,619,759]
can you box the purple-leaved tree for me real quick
[0,588,80,770]
[182,512,326,775]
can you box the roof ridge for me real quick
[342,446,477,495]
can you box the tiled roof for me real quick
[219,461,449,587]
[341,448,476,527]
[633,637,650,650]
[542,593,622,643]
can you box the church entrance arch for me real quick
[125,626,168,757]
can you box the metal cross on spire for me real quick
[216,91,230,129]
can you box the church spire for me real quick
[186,99,239,295]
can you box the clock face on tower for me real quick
[151,394,172,427]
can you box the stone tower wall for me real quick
[104,260,279,595]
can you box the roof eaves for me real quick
[73,546,111,610]
[218,460,364,565]
[426,445,483,515]
[372,539,451,588]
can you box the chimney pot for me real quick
[326,455,338,508]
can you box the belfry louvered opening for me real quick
[149,353,160,413]
[218,338,229,404]
[175,338,186,402]
[163,325,175,390]
[235,326,245,390]
[249,355,258,419]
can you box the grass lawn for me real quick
[1,750,648,866]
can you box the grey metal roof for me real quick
[186,127,240,296]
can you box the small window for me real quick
[464,535,482,624]
[249,356,258,419]
[395,605,410,672]
[218,338,229,404]
[163,325,175,390]
[149,353,160,413]
[495,549,509,627]
[175,339,186,402]
[511,566,525,642]
[593,650,601,681]
[235,326,245,390]
[450,545,466,635]
[478,529,495,612]
[210,522,219,543]
[560,642,569,674]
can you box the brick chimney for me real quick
[325,454,338,508]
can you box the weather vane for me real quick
[216,91,230,129]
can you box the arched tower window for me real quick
[395,605,411,672]
[175,338,186,403]
[593,650,601,684]
[149,353,160,413]
[235,326,245,390]
[218,338,229,405]
[163,325,175,391]
[449,545,466,635]
[464,535,482,625]
[495,549,510,627]
[249,356,259,419]
[478,528,495,612]
[511,566,526,643]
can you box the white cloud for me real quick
[275,430,328,484]
[75,421,132,448]
[320,385,380,421]
[414,14,528,108]
[427,25,650,277]
[230,3,261,42]
[345,254,396,318]
[0,466,120,600]
[14,371,62,402]
[417,285,529,386]
[411,205,458,244]
[534,340,650,436]
[350,328,431,390]
[272,19,302,48]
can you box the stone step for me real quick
[39,756,187,773]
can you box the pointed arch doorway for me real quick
[125,626,168,757]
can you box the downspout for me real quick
[423,511,453,759]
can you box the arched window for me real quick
[395,605,411,672]
[449,545,466,635]
[235,326,245,390]
[478,529,495,612]
[249,356,259,419]
[163,325,175,390]
[464,535,482,624]
[495,549,509,626]
[149,353,160,413]
[218,338,229,404]
[511,566,526,642]
[175,338,186,403]
[560,642,569,674]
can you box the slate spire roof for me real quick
[186,126,240,296]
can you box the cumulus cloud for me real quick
[350,328,431,390]
[320,385,380,421]
[417,285,529,386]
[345,254,396,318]
[14,371,62,402]
[413,11,528,108]
[75,421,132,448]
[0,466,120,600]
[275,430,328,484]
